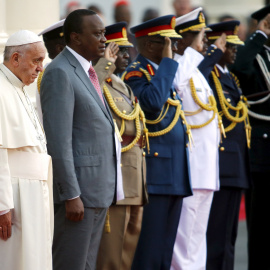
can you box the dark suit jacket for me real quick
[124,54,192,197]
[40,48,116,208]
[208,67,251,189]
[230,31,270,172]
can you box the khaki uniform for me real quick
[95,58,148,270]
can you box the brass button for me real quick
[120,163,122,167]
[154,152,158,157]
[220,147,225,151]
[182,120,185,124]
[105,66,109,70]
[122,110,126,114]
[142,152,146,157]
[226,98,231,103]
[211,50,214,52]
[108,62,112,66]
[208,53,211,56]
[173,92,176,97]
[186,143,189,148]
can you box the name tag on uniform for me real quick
[196,88,202,92]
[114,97,125,102]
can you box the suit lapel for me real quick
[63,49,114,127]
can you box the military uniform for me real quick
[200,21,252,270]
[171,8,221,270]
[95,23,148,270]
[230,7,270,270]
[124,15,192,270]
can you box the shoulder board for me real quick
[125,71,143,80]
[147,64,155,76]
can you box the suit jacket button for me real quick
[108,62,112,66]
[186,143,189,148]
[105,66,109,70]
[263,133,268,139]
[154,152,158,157]
[173,92,176,96]
[220,147,225,151]
[226,98,231,102]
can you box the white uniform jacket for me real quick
[173,47,220,191]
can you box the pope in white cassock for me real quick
[0,30,53,270]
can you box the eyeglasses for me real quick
[150,39,178,48]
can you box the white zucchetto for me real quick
[5,30,42,47]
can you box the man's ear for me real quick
[70,32,81,46]
[10,52,20,67]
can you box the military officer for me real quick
[36,19,66,124]
[124,15,192,269]
[95,22,148,270]
[203,20,252,270]
[230,6,270,270]
[171,8,225,270]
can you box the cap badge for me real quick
[122,27,127,38]
[170,17,176,29]
[234,25,239,35]
[198,12,205,23]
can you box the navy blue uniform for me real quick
[203,67,251,270]
[124,54,192,270]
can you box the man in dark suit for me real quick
[230,6,270,270]
[124,15,193,269]
[201,20,252,270]
[40,9,119,270]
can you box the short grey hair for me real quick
[3,44,32,62]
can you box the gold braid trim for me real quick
[189,78,217,111]
[138,67,194,147]
[37,70,45,94]
[103,83,150,153]
[188,78,225,140]
[211,71,251,148]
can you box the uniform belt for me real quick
[121,135,145,148]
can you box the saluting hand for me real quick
[214,33,227,53]
[162,37,173,59]
[104,42,119,63]
[190,28,205,52]
[65,197,84,222]
[0,211,12,241]
[258,13,270,37]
